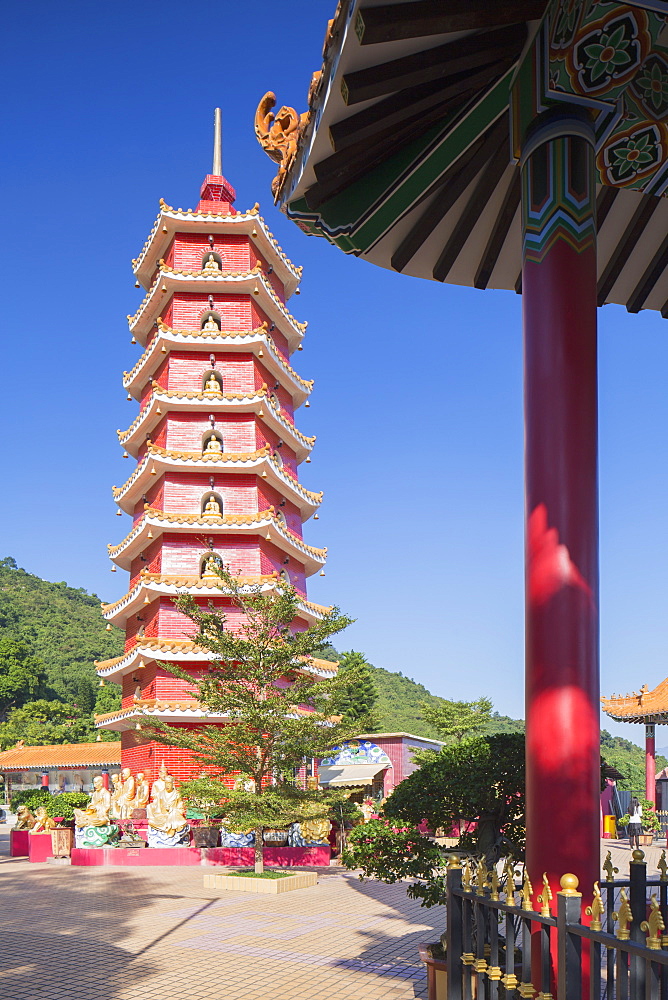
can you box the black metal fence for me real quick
[445,850,668,999]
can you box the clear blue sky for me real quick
[2,1,667,746]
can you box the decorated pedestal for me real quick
[146,824,190,848]
[75,824,119,849]
[10,829,30,857]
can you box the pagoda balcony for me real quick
[112,443,323,516]
[108,506,327,574]
[101,572,331,629]
[95,698,228,732]
[129,265,306,350]
[118,384,315,461]
[122,322,313,404]
[133,202,302,295]
[95,638,339,684]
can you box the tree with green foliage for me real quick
[333,650,378,727]
[386,732,526,863]
[0,557,123,703]
[0,699,98,749]
[418,696,493,752]
[94,682,122,716]
[147,569,364,872]
[600,729,668,791]
[0,638,46,717]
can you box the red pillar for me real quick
[101,769,110,790]
[646,724,656,805]
[41,772,49,788]
[522,114,600,904]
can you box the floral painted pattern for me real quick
[632,54,668,118]
[584,24,632,81]
[572,12,646,94]
[599,124,663,187]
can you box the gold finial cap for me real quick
[632,849,646,863]
[559,874,580,896]
[447,855,461,869]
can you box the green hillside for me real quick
[0,557,124,703]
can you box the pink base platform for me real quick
[28,833,54,863]
[10,830,30,857]
[70,844,330,867]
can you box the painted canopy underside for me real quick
[278,0,668,317]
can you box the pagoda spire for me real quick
[212,107,222,176]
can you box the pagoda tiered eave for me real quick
[94,639,339,684]
[107,506,327,574]
[601,678,668,725]
[112,444,323,516]
[118,384,315,460]
[133,204,302,295]
[101,573,331,628]
[128,267,307,350]
[122,323,313,404]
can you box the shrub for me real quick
[10,788,52,812]
[42,792,90,821]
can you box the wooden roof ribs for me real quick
[390,114,508,274]
[474,171,521,290]
[354,0,547,45]
[433,137,513,282]
[597,197,662,306]
[340,23,526,106]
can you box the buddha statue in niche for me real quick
[203,253,220,272]
[202,553,222,579]
[203,435,223,456]
[204,372,222,395]
[202,314,220,331]
[204,494,222,516]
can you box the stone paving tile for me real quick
[0,827,438,1000]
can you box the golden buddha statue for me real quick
[204,372,222,395]
[146,775,187,837]
[203,254,220,272]
[31,807,57,833]
[299,816,331,844]
[202,554,222,579]
[119,767,136,820]
[110,773,123,821]
[133,772,149,810]
[150,762,169,802]
[204,494,221,516]
[203,314,220,331]
[74,776,112,828]
[203,435,223,456]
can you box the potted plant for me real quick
[42,792,90,858]
[179,777,224,847]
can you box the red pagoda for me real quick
[95,111,334,782]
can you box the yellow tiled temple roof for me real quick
[132,201,303,280]
[601,679,668,723]
[122,321,314,393]
[128,265,307,335]
[107,506,326,561]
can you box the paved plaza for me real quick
[0,828,440,1000]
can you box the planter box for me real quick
[639,835,654,846]
[28,833,54,863]
[10,830,30,857]
[192,826,220,848]
[203,871,318,894]
[419,945,448,1000]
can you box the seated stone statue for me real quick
[204,373,222,395]
[74,775,111,828]
[203,494,221,516]
[203,435,223,456]
[15,805,36,830]
[203,254,220,271]
[150,762,169,803]
[202,314,220,331]
[146,776,189,847]
[30,807,56,833]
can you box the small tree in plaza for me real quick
[149,569,367,873]
[415,696,493,760]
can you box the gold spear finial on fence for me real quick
[603,850,619,882]
[585,881,604,931]
[475,862,489,896]
[537,873,553,918]
[658,850,668,882]
[613,889,632,940]
[521,870,534,911]
[641,895,665,950]
[490,867,500,901]
[505,860,517,906]
[462,859,473,891]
